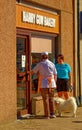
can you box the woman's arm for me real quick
[69,72,73,86]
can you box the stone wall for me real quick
[0,0,16,123]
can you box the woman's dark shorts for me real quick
[56,78,70,92]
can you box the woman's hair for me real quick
[57,54,64,60]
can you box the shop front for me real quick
[16,3,59,116]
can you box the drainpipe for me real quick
[77,0,82,105]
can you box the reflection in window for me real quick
[31,53,41,93]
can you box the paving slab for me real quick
[0,107,82,130]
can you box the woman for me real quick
[55,54,72,99]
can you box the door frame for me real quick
[16,28,31,115]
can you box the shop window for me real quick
[31,53,41,93]
[31,35,56,94]
[31,35,52,53]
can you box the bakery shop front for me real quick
[16,3,59,116]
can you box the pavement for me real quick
[0,107,82,130]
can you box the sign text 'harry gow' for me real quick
[22,11,56,28]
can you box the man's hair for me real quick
[41,55,48,59]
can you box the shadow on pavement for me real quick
[72,121,82,123]
[17,114,75,120]
[17,115,49,120]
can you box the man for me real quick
[28,52,57,119]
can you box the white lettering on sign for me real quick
[36,14,44,25]
[44,16,55,27]
[23,11,35,24]
[22,11,56,28]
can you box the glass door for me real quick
[16,35,30,117]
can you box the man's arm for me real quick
[54,74,57,82]
[27,70,34,75]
